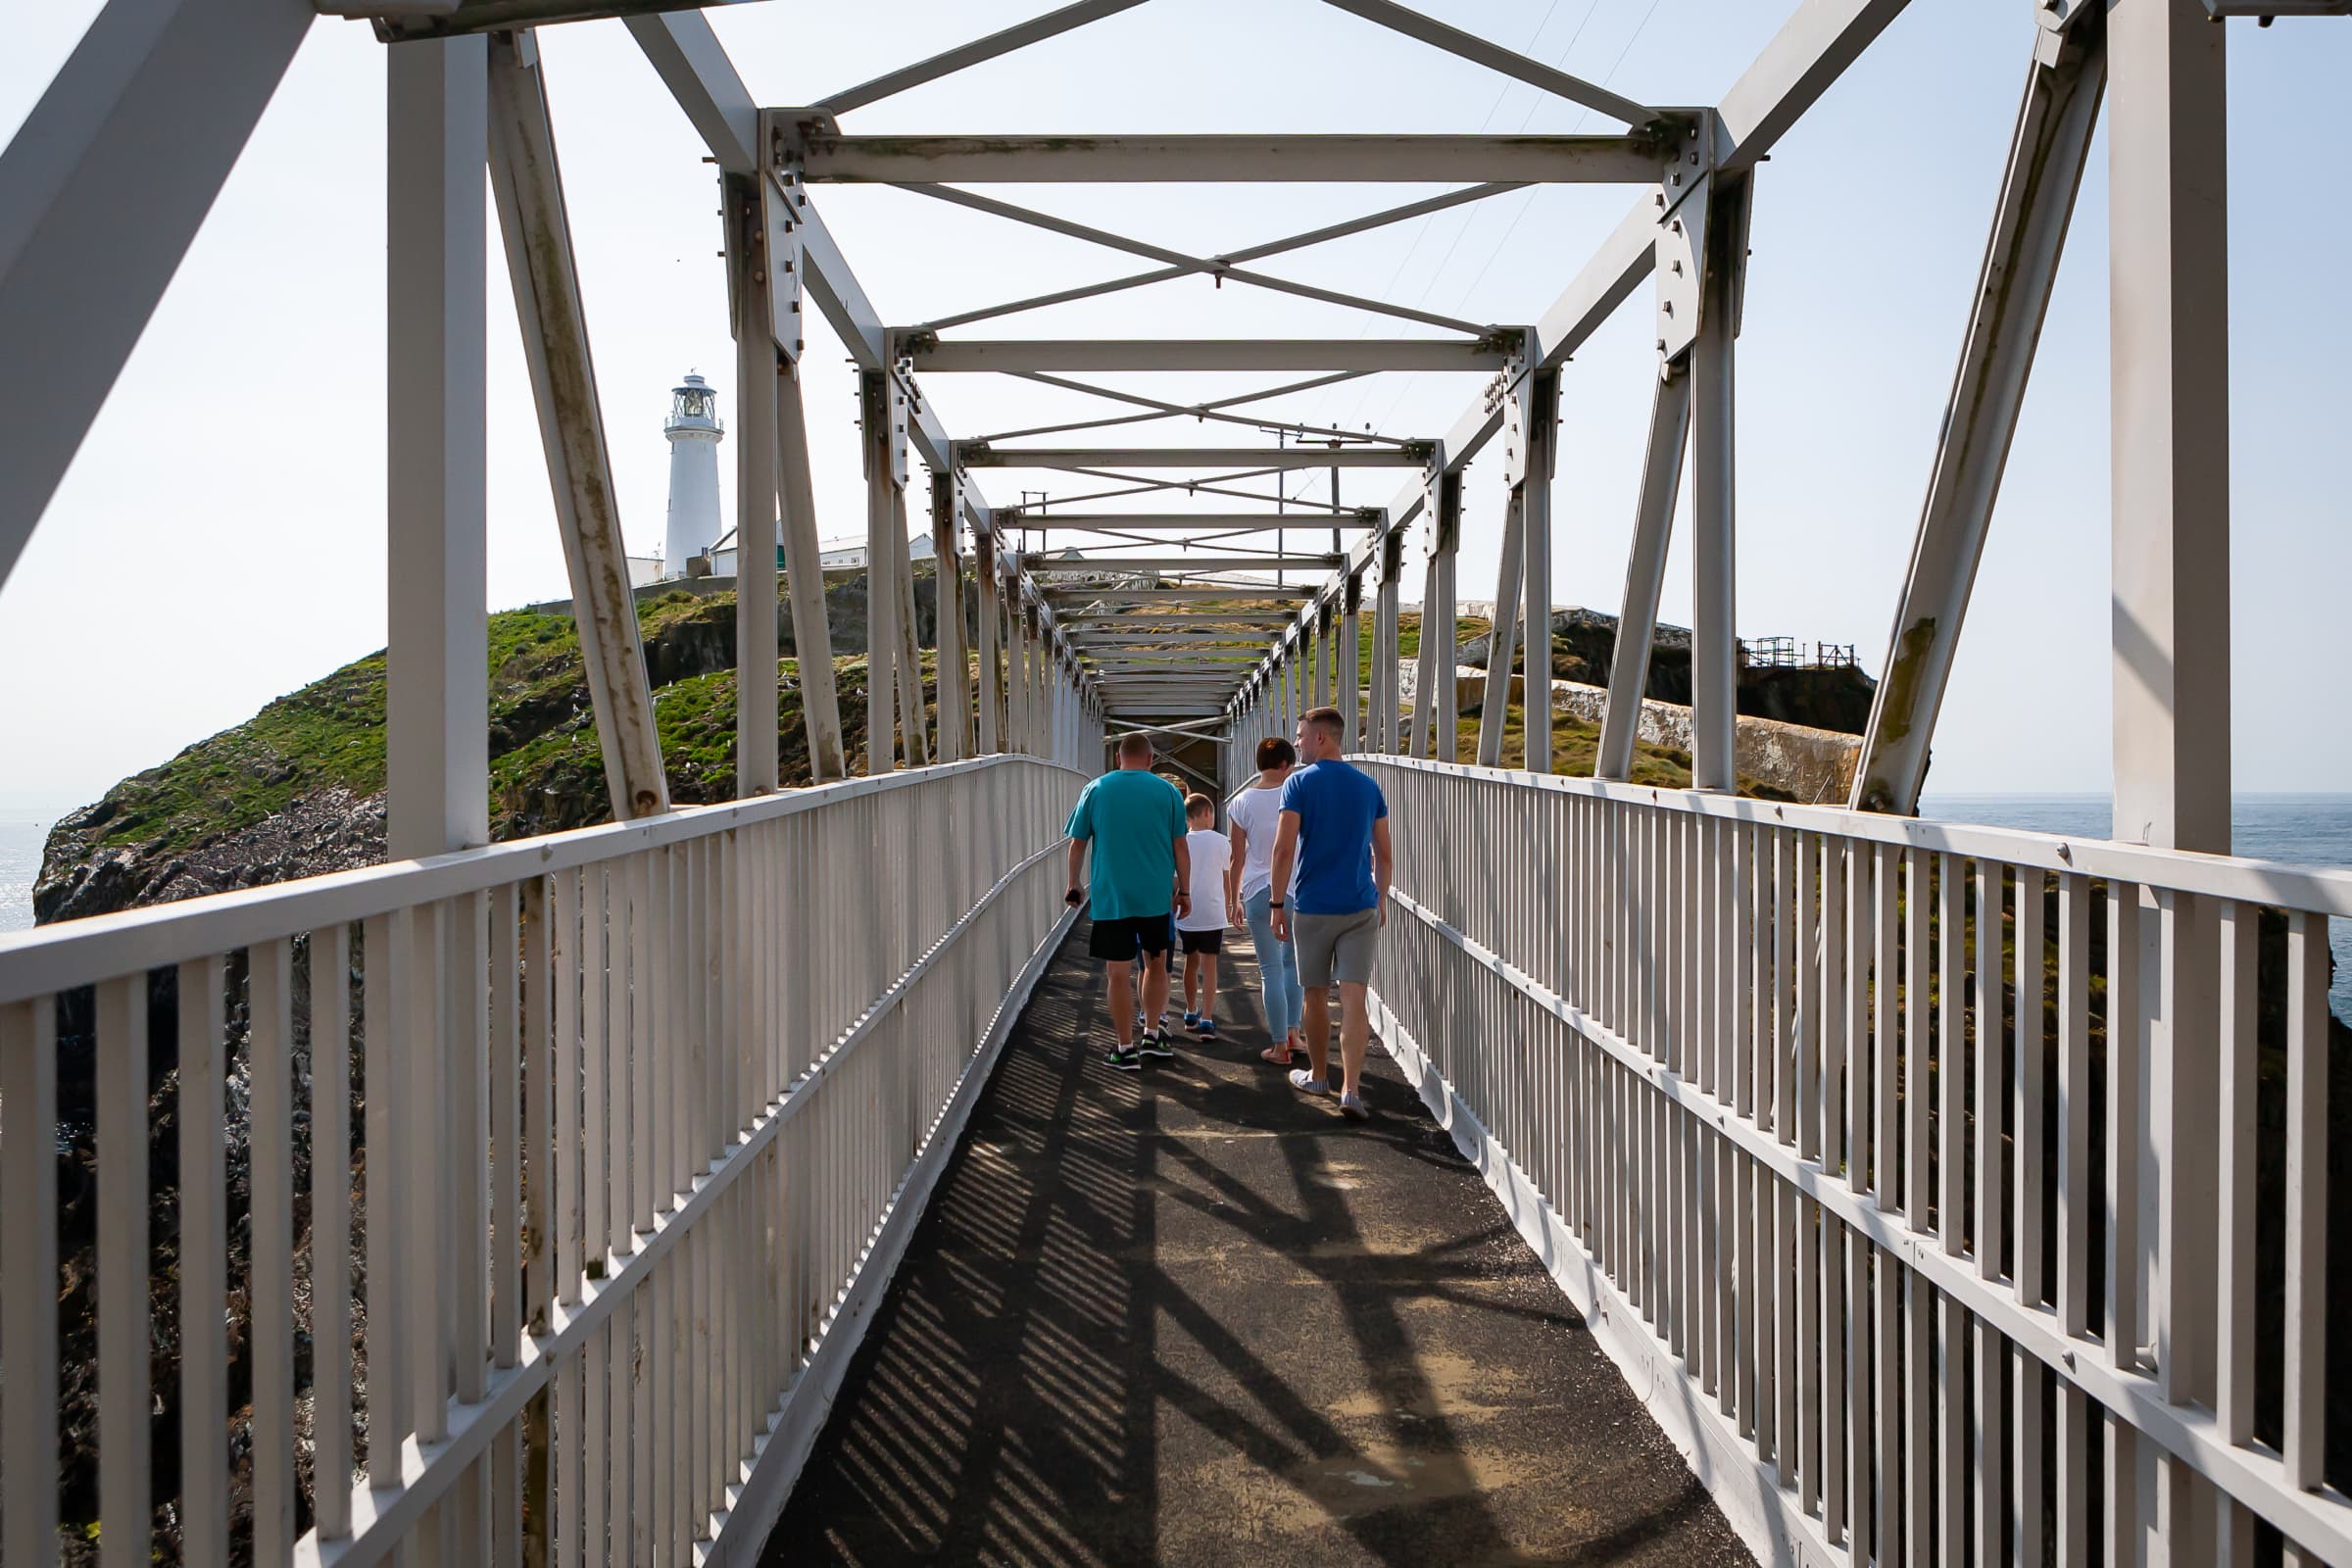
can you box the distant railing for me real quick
[0,754,1082,1567]
[1739,636,1858,671]
[1362,756,2349,1567]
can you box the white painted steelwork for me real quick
[0,756,1083,1568]
[1364,755,2351,1568]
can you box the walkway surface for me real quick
[761,924,1753,1567]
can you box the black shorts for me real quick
[1179,929,1224,955]
[1089,913,1174,962]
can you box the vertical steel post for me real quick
[889,482,929,765]
[931,472,967,763]
[1374,527,1402,752]
[1476,490,1525,768]
[1339,574,1362,752]
[726,170,781,796]
[1517,365,1560,773]
[2108,0,2229,854]
[487,30,669,822]
[1689,176,1750,794]
[2110,11,2229,1551]
[974,526,1002,753]
[1418,466,1462,761]
[387,34,489,860]
[1597,362,1694,781]
[859,368,901,773]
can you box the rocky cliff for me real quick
[35,571,952,925]
[1455,605,1879,734]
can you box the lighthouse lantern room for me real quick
[662,370,723,578]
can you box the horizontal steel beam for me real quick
[1059,613,1301,627]
[1001,513,1380,530]
[1033,553,1343,574]
[799,133,1665,183]
[964,445,1427,469]
[912,338,1510,372]
[1045,586,1316,602]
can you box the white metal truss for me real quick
[2,0,2333,1552]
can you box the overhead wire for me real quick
[1320,0,1592,450]
[1358,0,1667,438]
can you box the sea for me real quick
[1919,793,2352,1026]
[4,797,2347,1015]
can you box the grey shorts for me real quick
[1294,906,1379,988]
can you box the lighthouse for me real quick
[662,371,723,577]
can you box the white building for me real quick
[707,527,932,580]
[662,371,722,577]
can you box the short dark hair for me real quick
[1185,793,1213,820]
[1303,706,1345,743]
[1254,737,1296,770]
[1116,731,1153,760]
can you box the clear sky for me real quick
[2,0,2344,819]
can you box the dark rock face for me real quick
[1457,607,1877,735]
[36,786,387,926]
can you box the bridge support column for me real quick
[890,482,929,765]
[387,34,489,860]
[1372,528,1402,753]
[1688,174,1750,794]
[1339,574,1362,752]
[1475,488,1524,768]
[2110,5,2231,1549]
[931,473,966,762]
[1505,353,1561,773]
[859,368,906,772]
[1416,466,1461,761]
[974,528,1002,753]
[729,172,781,796]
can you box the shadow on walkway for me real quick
[760,923,1753,1566]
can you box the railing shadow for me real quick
[764,923,1752,1565]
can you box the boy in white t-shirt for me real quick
[1176,794,1231,1039]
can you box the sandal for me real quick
[1258,1044,1294,1065]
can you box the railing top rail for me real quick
[1363,753,2352,918]
[0,754,1086,1004]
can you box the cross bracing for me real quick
[2,2,2344,1566]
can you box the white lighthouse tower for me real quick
[662,371,723,577]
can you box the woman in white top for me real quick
[1225,736,1304,1065]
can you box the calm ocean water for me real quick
[0,818,46,937]
[1920,793,2352,1024]
[5,799,2347,1013]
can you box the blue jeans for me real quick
[1244,886,1303,1043]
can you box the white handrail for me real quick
[1362,756,2347,1567]
[0,755,1086,1568]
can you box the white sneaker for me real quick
[1288,1068,1330,1097]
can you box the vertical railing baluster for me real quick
[251,938,298,1562]
[178,955,233,1562]
[95,972,150,1568]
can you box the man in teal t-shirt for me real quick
[1065,732,1192,1071]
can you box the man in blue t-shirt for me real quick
[1065,731,1192,1072]
[1267,705,1391,1119]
